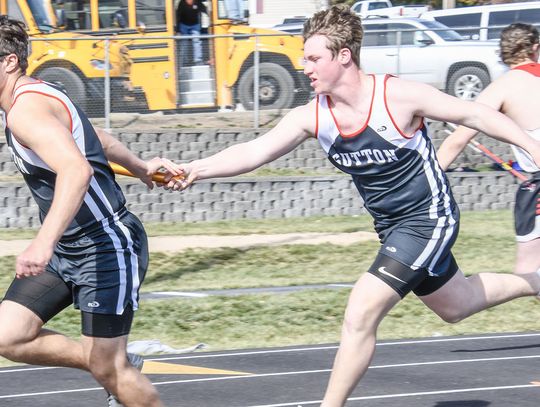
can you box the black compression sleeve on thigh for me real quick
[2,272,72,323]
[367,253,429,298]
[81,306,134,338]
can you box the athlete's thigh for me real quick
[515,239,540,274]
[418,268,471,314]
[1,268,72,324]
[0,300,45,343]
[342,272,402,332]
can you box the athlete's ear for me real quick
[338,47,352,65]
[533,43,540,60]
[2,53,20,74]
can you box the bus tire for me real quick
[37,67,87,111]
[237,62,295,110]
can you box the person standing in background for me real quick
[176,0,207,65]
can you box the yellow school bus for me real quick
[49,0,310,111]
[1,0,137,114]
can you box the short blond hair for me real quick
[303,5,363,67]
[500,23,539,66]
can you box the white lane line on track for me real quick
[1,332,539,374]
[147,332,540,362]
[1,354,539,399]
[243,384,540,407]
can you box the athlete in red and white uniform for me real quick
[439,22,540,282]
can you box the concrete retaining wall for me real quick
[0,173,519,228]
[0,123,522,228]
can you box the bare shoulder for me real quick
[385,76,436,101]
[9,91,56,118]
[280,99,318,137]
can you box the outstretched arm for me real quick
[402,79,540,166]
[172,103,315,189]
[436,80,506,170]
[95,127,178,188]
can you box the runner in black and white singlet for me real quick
[0,16,164,406]
[4,81,146,318]
[439,22,540,286]
[317,75,459,292]
[164,8,540,406]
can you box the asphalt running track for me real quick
[1,332,539,407]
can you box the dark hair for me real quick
[303,5,363,67]
[500,23,539,66]
[0,15,29,73]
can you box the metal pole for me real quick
[104,38,111,131]
[254,35,260,129]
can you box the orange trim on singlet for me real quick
[327,74,376,138]
[8,90,74,141]
[315,95,319,139]
[512,63,540,77]
[383,75,424,139]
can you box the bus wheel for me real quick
[237,62,295,110]
[37,67,87,110]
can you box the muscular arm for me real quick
[395,78,540,166]
[435,80,506,170]
[8,94,92,277]
[179,104,315,186]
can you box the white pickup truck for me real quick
[352,0,430,18]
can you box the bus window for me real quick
[97,0,128,29]
[135,0,166,28]
[61,0,91,30]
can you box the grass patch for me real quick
[35,291,539,355]
[0,210,536,368]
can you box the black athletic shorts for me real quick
[2,210,147,337]
[368,252,459,298]
[514,173,540,242]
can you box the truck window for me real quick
[135,0,166,28]
[363,24,390,46]
[388,23,416,46]
[368,2,391,11]
[434,13,481,40]
[488,9,540,40]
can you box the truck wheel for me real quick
[237,62,295,110]
[447,66,490,101]
[37,67,87,110]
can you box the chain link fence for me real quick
[27,24,510,128]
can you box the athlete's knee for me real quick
[87,354,126,384]
[0,312,41,359]
[342,306,380,336]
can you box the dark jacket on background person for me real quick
[176,0,207,26]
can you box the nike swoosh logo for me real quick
[378,266,407,284]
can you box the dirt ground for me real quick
[91,108,287,131]
[0,231,377,256]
